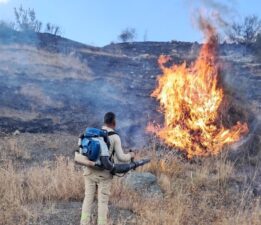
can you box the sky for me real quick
[0,0,260,46]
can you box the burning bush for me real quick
[147,19,248,158]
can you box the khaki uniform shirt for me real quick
[83,126,132,176]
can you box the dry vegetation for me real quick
[20,84,64,109]
[133,150,261,225]
[0,44,94,81]
[0,135,260,225]
[0,157,83,225]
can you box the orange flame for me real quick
[147,20,248,158]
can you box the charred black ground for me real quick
[0,31,260,148]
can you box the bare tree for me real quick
[118,28,137,42]
[45,22,61,36]
[14,5,42,32]
[13,5,61,36]
[227,15,261,44]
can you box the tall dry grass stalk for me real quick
[0,137,31,160]
[0,145,260,225]
[0,157,84,225]
[118,145,261,225]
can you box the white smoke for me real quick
[185,0,240,42]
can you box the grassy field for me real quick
[0,134,260,225]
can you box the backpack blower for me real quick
[75,128,150,175]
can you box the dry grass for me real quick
[0,44,94,80]
[0,157,83,225]
[0,143,260,225]
[20,84,64,109]
[0,137,31,160]
[111,145,261,225]
[0,107,40,121]
[0,133,77,162]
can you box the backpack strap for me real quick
[107,131,118,161]
[108,131,118,136]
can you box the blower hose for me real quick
[98,156,150,175]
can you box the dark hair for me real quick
[104,112,116,125]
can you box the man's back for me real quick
[102,125,132,163]
[82,126,132,176]
[81,112,134,225]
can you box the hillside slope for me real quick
[0,31,261,225]
[0,31,260,147]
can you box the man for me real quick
[80,112,135,225]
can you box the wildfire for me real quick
[147,19,248,158]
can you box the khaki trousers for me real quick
[81,169,112,225]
